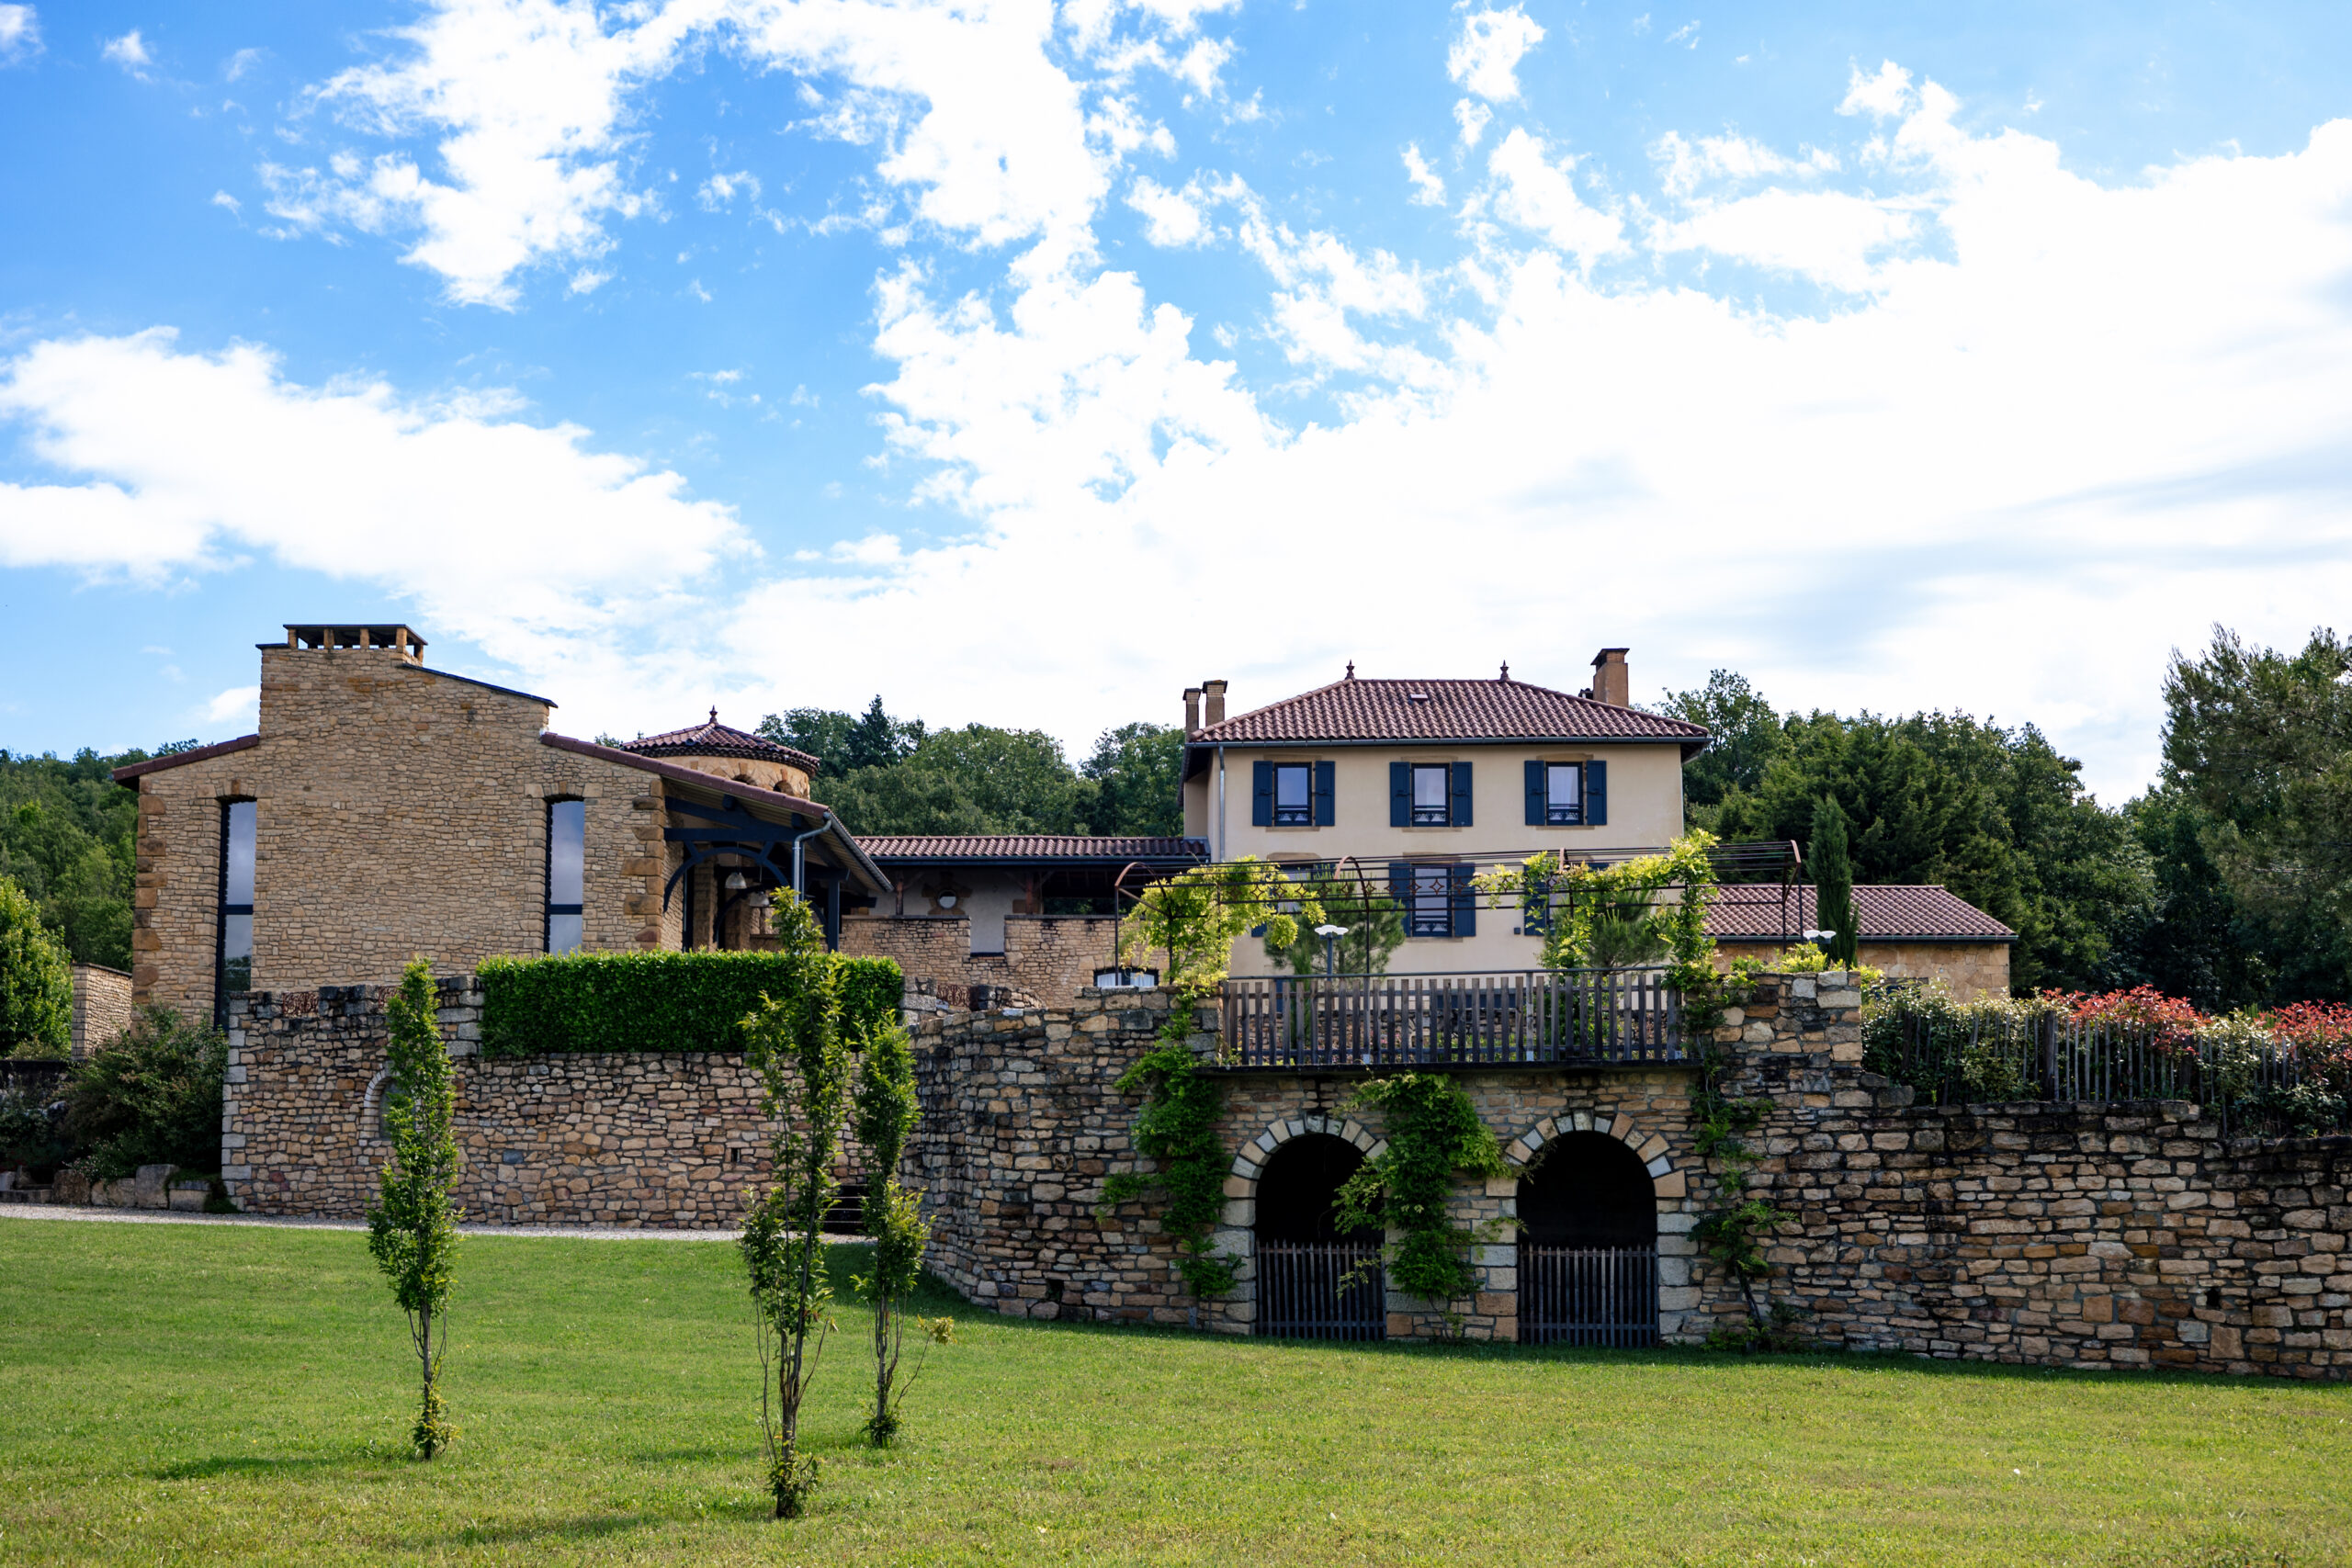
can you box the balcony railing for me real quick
[1217,968,1685,1070]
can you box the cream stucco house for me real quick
[1179,650,1712,976]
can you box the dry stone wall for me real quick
[224,983,774,1227]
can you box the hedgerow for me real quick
[477,950,900,1057]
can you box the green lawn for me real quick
[0,1218,2345,1566]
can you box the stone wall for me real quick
[845,914,1160,1007]
[224,984,774,1227]
[70,963,133,1055]
[1713,941,2012,999]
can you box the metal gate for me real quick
[1257,1239,1386,1341]
[1519,1245,1657,1348]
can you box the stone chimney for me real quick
[1203,679,1227,728]
[1590,648,1630,706]
[1184,686,1204,737]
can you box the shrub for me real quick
[0,1083,68,1174]
[60,1006,227,1179]
[478,950,901,1057]
[0,874,71,1056]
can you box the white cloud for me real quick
[0,330,751,687]
[210,190,242,216]
[1481,128,1627,263]
[1839,59,1914,120]
[711,75,2352,803]
[567,265,610,293]
[1664,19,1699,49]
[1125,175,1211,246]
[0,6,40,63]
[1447,6,1544,103]
[697,169,760,209]
[204,685,260,725]
[1454,98,1492,147]
[1402,143,1446,208]
[1651,187,1915,291]
[101,28,151,77]
[1654,130,1834,197]
[223,46,264,81]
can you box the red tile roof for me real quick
[1704,885,2016,943]
[618,709,818,771]
[1190,676,1710,747]
[856,835,1208,863]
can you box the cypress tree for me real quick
[367,960,461,1459]
[1811,796,1860,969]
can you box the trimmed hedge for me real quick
[478,951,904,1058]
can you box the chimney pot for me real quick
[1203,679,1227,728]
[1590,647,1631,707]
[1183,686,1204,737]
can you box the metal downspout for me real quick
[1216,745,1227,862]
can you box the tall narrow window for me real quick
[1273,763,1312,826]
[547,798,585,953]
[1546,762,1584,825]
[1408,864,1453,937]
[215,799,255,1023]
[1410,763,1452,826]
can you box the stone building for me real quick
[1704,884,2016,998]
[68,963,132,1055]
[842,833,1204,1006]
[113,624,889,1024]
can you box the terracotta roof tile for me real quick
[856,835,1209,863]
[619,709,818,770]
[1191,677,1709,747]
[1704,885,2016,942]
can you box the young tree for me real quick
[0,874,70,1055]
[366,960,462,1460]
[1810,796,1860,969]
[850,1016,942,1445]
[740,892,848,1518]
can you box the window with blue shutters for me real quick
[1395,860,1476,938]
[1410,763,1450,825]
[1586,759,1609,826]
[1273,762,1311,825]
[1314,760,1336,826]
[1525,760,1591,826]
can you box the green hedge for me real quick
[478,951,904,1058]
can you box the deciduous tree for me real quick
[366,960,461,1460]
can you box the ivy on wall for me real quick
[478,950,901,1057]
[1335,1074,1510,1314]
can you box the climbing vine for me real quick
[1102,859,1317,1297]
[1687,1023,1802,1351]
[1334,1074,1510,1316]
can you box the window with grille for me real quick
[1273,763,1312,826]
[1546,762,1583,825]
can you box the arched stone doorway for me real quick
[1254,1133,1385,1341]
[1517,1130,1659,1346]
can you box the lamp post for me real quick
[1314,923,1350,980]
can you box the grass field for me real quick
[1,1215,2347,1566]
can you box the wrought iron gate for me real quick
[1257,1239,1386,1341]
[1519,1245,1657,1348]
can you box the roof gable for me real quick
[1704,885,2017,943]
[1189,676,1710,747]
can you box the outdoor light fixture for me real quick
[1315,922,1350,979]
[725,871,749,892]
[1803,928,1835,943]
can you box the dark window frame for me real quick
[1546,761,1585,826]
[545,796,586,954]
[213,797,256,1029]
[1409,762,1452,827]
[1272,761,1313,826]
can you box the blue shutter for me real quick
[1450,760,1473,827]
[1252,760,1273,827]
[1390,761,1410,827]
[1389,861,1414,935]
[1585,760,1608,826]
[1314,760,1336,827]
[1450,863,1476,938]
[1525,760,1545,826]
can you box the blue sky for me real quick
[5,1,2352,802]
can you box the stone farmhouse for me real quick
[113,624,890,1024]
[122,622,2342,1382]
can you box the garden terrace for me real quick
[1216,967,1684,1071]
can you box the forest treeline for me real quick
[6,626,2346,1007]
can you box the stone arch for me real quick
[360,1066,394,1144]
[1502,1109,1683,1199]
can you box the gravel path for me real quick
[0,1205,757,1242]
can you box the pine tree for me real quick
[1811,796,1860,969]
